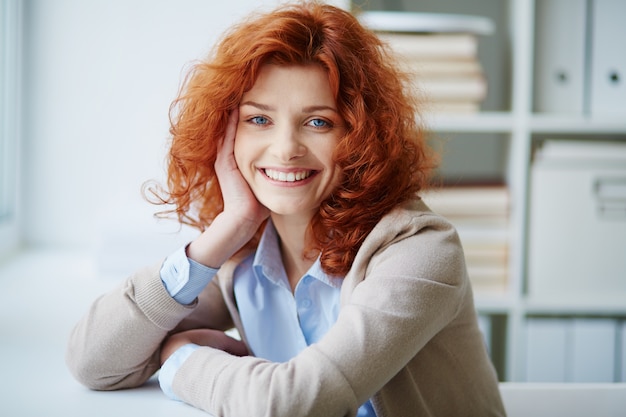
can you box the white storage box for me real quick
[527,141,626,298]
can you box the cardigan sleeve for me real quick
[65,261,233,391]
[170,218,469,417]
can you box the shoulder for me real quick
[363,197,461,258]
[349,197,466,286]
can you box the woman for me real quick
[66,2,506,416]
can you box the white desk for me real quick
[4,249,626,417]
[0,249,209,417]
[499,383,626,417]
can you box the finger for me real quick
[215,109,239,174]
[221,108,239,156]
[222,338,249,357]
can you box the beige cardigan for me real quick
[67,198,506,417]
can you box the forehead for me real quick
[242,63,336,107]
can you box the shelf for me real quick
[358,0,626,383]
[529,114,626,135]
[474,293,517,314]
[424,112,626,135]
[422,112,514,133]
[523,295,626,316]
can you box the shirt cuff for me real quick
[160,245,219,305]
[158,343,200,401]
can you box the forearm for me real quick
[66,262,196,390]
[184,107,269,270]
[186,211,262,268]
[167,230,467,416]
[173,346,360,417]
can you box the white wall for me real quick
[20,0,348,269]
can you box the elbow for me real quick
[67,361,156,391]
[65,345,155,391]
[65,349,118,391]
[68,369,118,392]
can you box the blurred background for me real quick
[1,0,352,272]
[1,0,625,388]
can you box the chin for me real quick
[265,202,318,218]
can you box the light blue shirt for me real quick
[159,220,376,416]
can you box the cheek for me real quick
[329,166,343,191]
[233,135,257,185]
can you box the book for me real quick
[397,54,487,112]
[412,76,487,102]
[459,227,509,294]
[462,242,508,266]
[360,11,494,114]
[422,186,510,294]
[400,58,483,77]
[466,265,508,293]
[378,32,479,60]
[421,185,510,218]
[357,11,494,35]
[424,101,481,114]
[535,140,626,163]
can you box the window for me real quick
[0,0,21,255]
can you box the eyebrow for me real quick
[240,101,274,111]
[240,101,339,114]
[301,105,339,114]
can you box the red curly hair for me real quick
[151,1,437,276]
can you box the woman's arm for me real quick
[66,260,245,391]
[65,263,197,390]
[165,219,471,417]
[66,110,267,390]
[185,109,270,269]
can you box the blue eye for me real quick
[308,118,330,128]
[249,116,269,125]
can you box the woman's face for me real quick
[234,63,345,221]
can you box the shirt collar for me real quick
[253,220,343,289]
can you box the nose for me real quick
[271,126,306,161]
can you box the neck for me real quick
[271,213,318,292]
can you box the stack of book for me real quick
[421,185,510,293]
[358,11,494,114]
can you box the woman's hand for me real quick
[214,109,270,228]
[160,329,249,366]
[186,109,269,268]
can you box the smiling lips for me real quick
[263,168,314,182]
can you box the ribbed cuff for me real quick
[132,262,197,330]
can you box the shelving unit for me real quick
[354,0,626,382]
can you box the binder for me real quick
[534,0,587,113]
[571,318,617,382]
[476,314,492,353]
[621,321,626,382]
[525,318,568,382]
[589,0,626,115]
[526,318,619,382]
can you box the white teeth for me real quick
[265,168,311,182]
